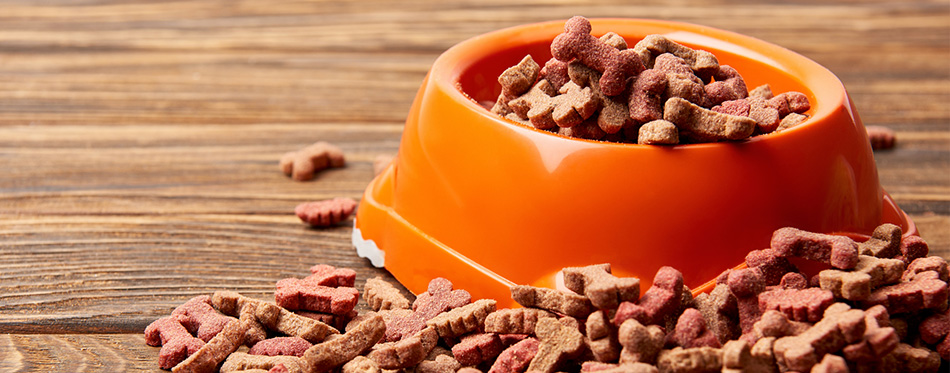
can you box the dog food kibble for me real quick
[866,125,897,150]
[146,227,947,372]
[294,197,357,228]
[490,16,811,144]
[279,141,345,182]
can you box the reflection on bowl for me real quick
[353,18,916,305]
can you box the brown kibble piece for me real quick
[364,276,411,311]
[772,303,868,372]
[633,34,719,80]
[840,305,899,363]
[340,356,382,373]
[307,264,357,288]
[275,278,359,315]
[819,254,905,300]
[492,55,542,117]
[858,223,903,258]
[415,347,462,373]
[172,317,249,373]
[211,291,338,343]
[655,346,723,373]
[249,337,312,357]
[617,319,665,364]
[613,266,684,327]
[145,315,206,370]
[484,308,555,335]
[653,53,707,107]
[368,327,439,369]
[866,125,897,150]
[280,142,345,182]
[875,343,942,373]
[586,310,621,362]
[451,332,504,366]
[663,97,756,142]
[637,119,679,145]
[771,227,860,270]
[749,310,811,342]
[563,263,640,310]
[748,84,773,100]
[668,308,721,349]
[379,308,426,342]
[511,285,593,319]
[558,117,607,140]
[810,354,848,373]
[704,65,748,107]
[527,317,586,373]
[302,313,386,372]
[489,337,540,373]
[775,112,808,132]
[426,299,497,338]
[551,16,645,96]
[413,277,472,321]
[295,310,355,332]
[713,98,781,134]
[568,62,631,134]
[540,58,571,91]
[720,339,777,373]
[220,352,306,373]
[694,283,740,344]
[294,197,357,228]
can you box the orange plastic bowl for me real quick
[352,18,916,305]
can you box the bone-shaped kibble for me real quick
[726,267,766,334]
[568,62,631,134]
[491,55,542,117]
[248,337,312,357]
[145,315,206,370]
[488,337,539,373]
[279,142,345,182]
[767,91,810,117]
[172,317,250,373]
[303,313,386,372]
[656,346,723,373]
[749,310,811,343]
[426,298,496,338]
[810,354,848,373]
[858,223,903,258]
[484,307,555,335]
[775,112,807,132]
[171,295,236,343]
[840,305,899,363]
[668,308,721,349]
[819,254,906,300]
[772,303,868,372]
[368,326,439,369]
[748,84,773,100]
[586,310,621,362]
[617,319,665,364]
[511,284,594,319]
[704,65,747,107]
[220,352,307,373]
[562,263,640,310]
[294,198,357,228]
[637,119,678,145]
[613,266,684,327]
[451,332,504,366]
[720,338,778,373]
[899,235,930,264]
[862,269,949,314]
[364,276,411,311]
[903,256,949,283]
[307,264,356,288]
[653,53,707,107]
[275,278,359,315]
[512,80,600,130]
[770,227,860,270]
[628,69,668,124]
[919,307,950,360]
[694,283,739,344]
[712,98,782,134]
[414,347,462,373]
[633,34,719,81]
[527,317,586,373]
[663,97,756,142]
[211,291,338,343]
[744,249,798,287]
[758,287,835,323]
[551,16,645,97]
[377,308,426,343]
[413,277,472,321]
[540,58,571,91]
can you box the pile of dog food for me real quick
[145,224,948,373]
[488,16,811,144]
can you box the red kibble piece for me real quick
[866,125,897,150]
[488,337,540,373]
[704,65,748,107]
[726,268,766,334]
[613,266,684,327]
[841,306,899,363]
[767,91,810,117]
[172,295,235,342]
[567,62,632,134]
[779,272,808,290]
[274,279,359,315]
[628,69,668,124]
[898,235,930,264]
[919,307,950,360]
[380,308,427,342]
[863,270,949,314]
[562,263,640,310]
[412,277,472,321]
[667,308,721,349]
[248,337,312,357]
[540,58,571,91]
[653,53,707,107]
[770,227,860,270]
[758,287,836,323]
[144,315,206,370]
[526,317,586,373]
[173,317,250,373]
[279,141,345,181]
[307,264,356,288]
[903,256,949,282]
[744,248,798,287]
[551,16,645,97]
[452,333,504,366]
[295,197,357,227]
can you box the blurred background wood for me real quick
[0,0,947,371]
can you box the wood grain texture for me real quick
[0,0,948,371]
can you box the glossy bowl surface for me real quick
[353,18,916,304]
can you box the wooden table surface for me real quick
[1,0,947,371]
